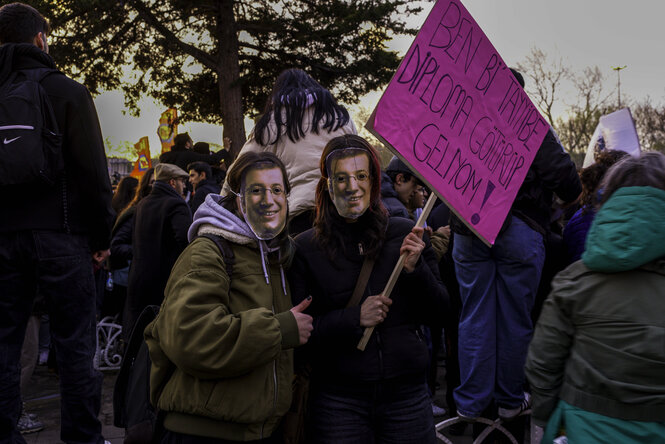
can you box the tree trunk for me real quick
[216,0,245,160]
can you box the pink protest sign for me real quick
[368,0,548,245]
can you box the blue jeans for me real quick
[0,231,103,444]
[452,216,545,417]
[307,379,435,444]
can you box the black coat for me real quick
[452,128,581,235]
[0,44,114,250]
[109,206,136,271]
[189,179,221,214]
[289,217,449,384]
[126,182,191,331]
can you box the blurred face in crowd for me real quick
[189,169,206,188]
[328,152,371,221]
[238,167,287,239]
[170,177,187,197]
[394,173,419,206]
[410,185,426,210]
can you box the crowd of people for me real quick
[1,3,664,444]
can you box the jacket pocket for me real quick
[203,364,274,424]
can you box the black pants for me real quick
[0,231,103,444]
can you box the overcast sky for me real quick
[95,0,664,158]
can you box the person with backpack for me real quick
[0,3,115,443]
[144,152,313,443]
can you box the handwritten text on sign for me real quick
[371,0,548,244]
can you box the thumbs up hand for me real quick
[290,296,314,345]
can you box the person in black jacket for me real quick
[107,168,155,321]
[187,161,221,214]
[124,163,192,340]
[0,3,115,442]
[289,135,448,443]
[380,156,423,219]
[449,69,582,423]
[159,133,228,172]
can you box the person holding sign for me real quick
[450,70,581,422]
[289,135,448,443]
[145,152,313,443]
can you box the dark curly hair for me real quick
[254,68,350,146]
[579,150,629,213]
[118,167,155,219]
[111,176,138,216]
[314,134,388,260]
[599,152,665,207]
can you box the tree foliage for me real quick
[26,0,421,157]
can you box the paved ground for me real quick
[19,358,514,443]
[22,365,123,444]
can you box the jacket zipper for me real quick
[0,125,34,130]
[377,331,384,379]
[262,303,278,439]
[366,280,384,379]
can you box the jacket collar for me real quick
[0,43,56,85]
[152,180,184,199]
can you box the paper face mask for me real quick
[238,166,288,240]
[326,149,372,220]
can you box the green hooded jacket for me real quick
[526,186,665,427]
[144,195,300,441]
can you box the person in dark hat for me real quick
[187,161,221,213]
[124,163,192,339]
[159,133,228,173]
[381,156,424,219]
[192,141,210,155]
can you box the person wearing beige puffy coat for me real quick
[224,68,356,235]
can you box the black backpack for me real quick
[0,68,63,187]
[113,235,235,443]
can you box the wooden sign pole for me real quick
[357,192,438,351]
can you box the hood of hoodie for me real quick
[582,186,665,272]
[188,193,287,290]
[380,171,399,200]
[0,43,56,85]
[188,193,255,244]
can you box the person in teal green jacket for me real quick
[526,152,665,443]
[145,152,313,443]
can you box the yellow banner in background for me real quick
[130,136,152,178]
[158,108,178,153]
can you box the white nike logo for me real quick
[3,137,20,144]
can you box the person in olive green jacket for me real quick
[145,152,313,443]
[526,152,665,443]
